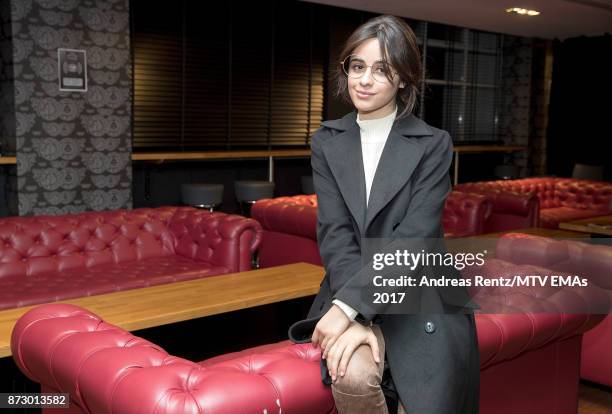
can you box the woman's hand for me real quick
[325,323,380,382]
[312,305,351,355]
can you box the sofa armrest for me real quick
[443,191,492,237]
[476,311,605,369]
[601,190,612,212]
[461,258,608,369]
[12,304,334,414]
[168,208,263,272]
[252,198,318,241]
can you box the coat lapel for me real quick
[321,113,367,235]
[363,130,422,231]
[365,113,434,231]
[319,110,434,235]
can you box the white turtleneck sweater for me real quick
[357,106,397,206]
[332,105,398,321]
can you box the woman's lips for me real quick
[356,90,374,99]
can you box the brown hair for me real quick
[334,15,422,120]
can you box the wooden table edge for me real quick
[473,227,591,239]
[0,262,324,358]
[559,221,612,236]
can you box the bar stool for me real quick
[494,165,519,180]
[572,163,604,181]
[234,180,275,217]
[181,183,224,212]
[301,175,314,195]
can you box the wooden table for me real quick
[0,262,324,358]
[559,215,612,236]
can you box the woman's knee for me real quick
[333,369,382,396]
[331,346,382,395]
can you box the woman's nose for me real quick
[359,67,374,85]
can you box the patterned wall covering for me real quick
[8,0,132,216]
[499,35,533,178]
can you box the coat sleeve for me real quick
[333,131,456,324]
[311,128,364,297]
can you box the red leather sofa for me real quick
[0,207,262,311]
[252,194,321,267]
[455,177,612,229]
[12,236,607,414]
[493,233,612,387]
[456,187,540,232]
[252,191,493,268]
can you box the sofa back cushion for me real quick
[255,193,495,239]
[0,208,179,279]
[457,177,612,212]
[258,195,318,208]
[519,179,559,208]
[555,179,612,212]
[456,178,559,208]
[252,196,318,240]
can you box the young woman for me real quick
[289,14,479,414]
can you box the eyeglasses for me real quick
[340,55,397,83]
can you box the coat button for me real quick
[425,321,436,334]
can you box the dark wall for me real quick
[0,0,15,156]
[0,0,17,215]
[325,7,362,121]
[547,35,612,181]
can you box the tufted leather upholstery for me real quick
[442,191,492,238]
[251,192,492,268]
[493,232,612,387]
[12,254,605,414]
[495,233,612,288]
[455,177,612,229]
[0,207,262,311]
[453,187,540,232]
[12,304,334,414]
[252,196,318,241]
[251,196,321,268]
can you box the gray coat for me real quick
[289,110,480,414]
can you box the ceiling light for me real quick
[506,7,540,16]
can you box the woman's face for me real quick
[346,38,404,120]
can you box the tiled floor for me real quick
[580,382,612,413]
